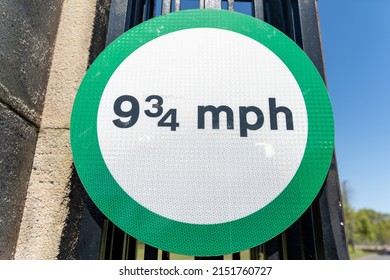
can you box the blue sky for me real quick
[318,1,390,214]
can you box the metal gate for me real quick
[79,0,349,260]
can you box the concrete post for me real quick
[0,0,64,259]
[14,0,98,259]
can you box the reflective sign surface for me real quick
[71,10,334,256]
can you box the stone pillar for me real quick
[14,0,98,259]
[0,0,64,259]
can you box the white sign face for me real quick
[71,9,334,256]
[97,28,308,224]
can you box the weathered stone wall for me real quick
[14,0,98,259]
[0,0,106,259]
[0,0,64,259]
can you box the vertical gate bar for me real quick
[264,0,286,34]
[126,0,146,30]
[105,0,130,45]
[311,196,326,259]
[301,207,317,259]
[98,219,110,259]
[296,0,325,79]
[265,0,304,260]
[121,234,128,259]
[74,102,106,258]
[253,0,264,20]
[283,0,295,41]
[318,154,349,259]
[250,245,261,260]
[124,234,137,260]
[122,234,129,260]
[297,0,348,260]
[104,221,115,259]
[232,252,241,260]
[144,244,159,259]
[205,0,222,9]
[101,0,143,260]
[227,0,234,11]
[285,220,304,259]
[281,232,289,259]
[162,0,172,14]
[108,221,117,259]
[144,0,155,20]
[111,225,128,259]
[264,235,283,260]
[162,251,170,260]
[289,0,303,47]
[174,0,181,11]
[199,0,205,9]
[286,0,317,260]
[249,247,256,260]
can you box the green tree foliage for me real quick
[375,215,390,245]
[355,210,376,242]
[341,182,390,246]
[344,208,390,245]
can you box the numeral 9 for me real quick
[112,95,139,128]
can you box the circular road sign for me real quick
[70,9,334,256]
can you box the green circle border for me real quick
[70,9,334,256]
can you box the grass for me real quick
[348,247,374,260]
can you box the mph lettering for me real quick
[112,95,293,137]
[198,98,293,137]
